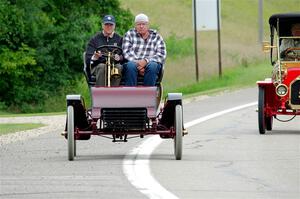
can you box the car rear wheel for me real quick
[174,105,183,160]
[258,87,266,134]
[67,106,75,161]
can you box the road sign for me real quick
[193,0,221,31]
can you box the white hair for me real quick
[135,13,149,23]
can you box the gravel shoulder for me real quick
[0,115,66,146]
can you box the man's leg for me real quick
[123,61,138,86]
[91,63,106,86]
[111,64,123,86]
[144,62,161,86]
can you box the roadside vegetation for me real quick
[0,0,133,113]
[0,111,65,117]
[0,123,45,135]
[120,0,298,91]
[174,60,271,96]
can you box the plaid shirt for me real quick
[122,29,167,64]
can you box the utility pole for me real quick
[193,0,199,82]
[258,0,263,43]
[217,0,222,78]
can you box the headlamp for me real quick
[276,84,288,96]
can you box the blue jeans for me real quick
[123,61,162,86]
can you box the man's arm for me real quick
[85,38,97,66]
[122,31,138,62]
[86,35,106,67]
[280,39,293,58]
[280,39,293,53]
[147,34,167,64]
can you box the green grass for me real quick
[120,0,300,39]
[119,0,298,93]
[0,112,65,117]
[0,123,45,135]
[166,34,194,59]
[173,60,271,96]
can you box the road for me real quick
[1,87,299,199]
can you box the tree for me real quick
[0,0,133,112]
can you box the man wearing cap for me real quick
[122,13,167,86]
[85,15,123,86]
[280,23,300,58]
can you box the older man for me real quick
[122,13,167,86]
[85,15,123,86]
[280,23,300,57]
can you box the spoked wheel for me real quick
[258,87,267,134]
[67,106,75,161]
[174,104,183,160]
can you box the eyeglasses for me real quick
[136,22,148,27]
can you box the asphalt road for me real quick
[1,87,299,199]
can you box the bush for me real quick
[0,0,133,113]
[165,34,194,59]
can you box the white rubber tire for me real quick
[174,105,183,160]
[67,106,75,161]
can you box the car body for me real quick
[257,13,300,134]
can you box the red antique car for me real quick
[257,13,300,134]
[64,45,187,161]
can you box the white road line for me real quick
[185,102,258,128]
[123,102,257,199]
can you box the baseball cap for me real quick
[103,15,115,25]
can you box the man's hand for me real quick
[137,59,147,67]
[136,59,147,76]
[92,51,102,60]
[137,65,145,76]
[114,54,121,61]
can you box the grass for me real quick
[0,111,65,117]
[166,34,194,59]
[119,0,298,92]
[173,60,271,96]
[120,0,300,39]
[0,123,45,135]
[120,0,193,37]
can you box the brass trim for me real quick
[262,41,277,53]
[281,62,300,69]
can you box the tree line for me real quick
[0,0,133,112]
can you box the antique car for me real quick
[257,13,300,134]
[63,45,187,161]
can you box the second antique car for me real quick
[257,13,300,134]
